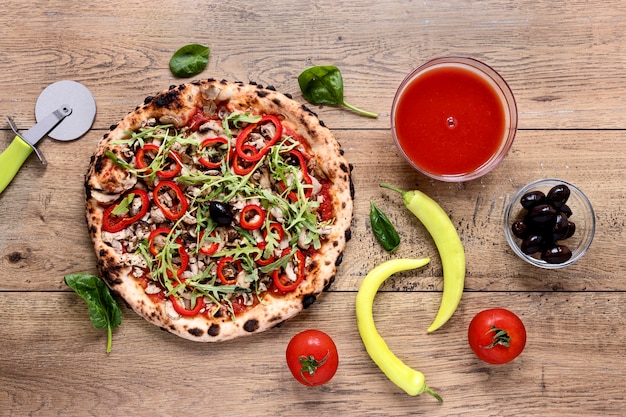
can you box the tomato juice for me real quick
[392,57,517,181]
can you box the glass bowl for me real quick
[391,56,518,182]
[504,178,595,269]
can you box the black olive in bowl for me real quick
[504,178,595,269]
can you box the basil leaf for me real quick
[370,201,401,253]
[298,65,344,106]
[298,65,378,118]
[169,44,210,78]
[64,273,122,353]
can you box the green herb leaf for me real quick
[259,249,294,274]
[111,193,135,216]
[370,201,401,253]
[64,274,122,353]
[104,149,134,170]
[169,44,210,78]
[298,65,378,118]
[222,112,261,138]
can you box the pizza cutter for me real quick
[0,80,97,194]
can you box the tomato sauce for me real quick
[317,181,334,221]
[393,65,507,176]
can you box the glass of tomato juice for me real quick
[391,57,518,182]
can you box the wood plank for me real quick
[1,291,624,417]
[0,1,625,129]
[1,130,623,292]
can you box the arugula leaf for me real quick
[259,250,293,274]
[104,149,134,170]
[111,193,135,216]
[222,112,262,138]
[64,274,122,353]
[298,65,378,118]
[106,125,186,181]
[169,44,210,78]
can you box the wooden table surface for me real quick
[1,1,625,416]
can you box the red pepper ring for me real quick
[235,115,283,162]
[198,230,220,256]
[217,257,242,285]
[174,244,190,279]
[153,180,189,221]
[148,227,189,279]
[135,143,158,171]
[263,221,285,243]
[168,295,205,317]
[102,189,150,233]
[198,137,229,169]
[240,204,266,230]
[272,248,306,292]
[148,227,172,256]
[231,144,259,175]
[135,143,182,178]
[156,149,183,179]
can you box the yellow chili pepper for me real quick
[356,258,442,401]
[380,184,466,333]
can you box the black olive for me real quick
[520,190,546,209]
[563,221,576,239]
[560,204,573,218]
[527,204,557,223]
[511,221,530,238]
[521,234,545,255]
[512,183,579,261]
[547,184,570,208]
[551,213,570,241]
[541,244,572,264]
[209,201,234,226]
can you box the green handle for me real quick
[0,135,34,194]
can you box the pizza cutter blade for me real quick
[0,80,96,195]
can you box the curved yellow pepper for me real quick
[381,184,466,332]
[356,258,442,401]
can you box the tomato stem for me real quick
[299,351,330,385]
[483,325,512,348]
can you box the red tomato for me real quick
[286,330,338,386]
[468,308,527,364]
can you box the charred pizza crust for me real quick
[85,79,352,342]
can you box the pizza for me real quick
[84,79,353,342]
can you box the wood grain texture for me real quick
[1,292,625,417]
[0,1,626,129]
[1,0,625,416]
[1,130,623,292]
